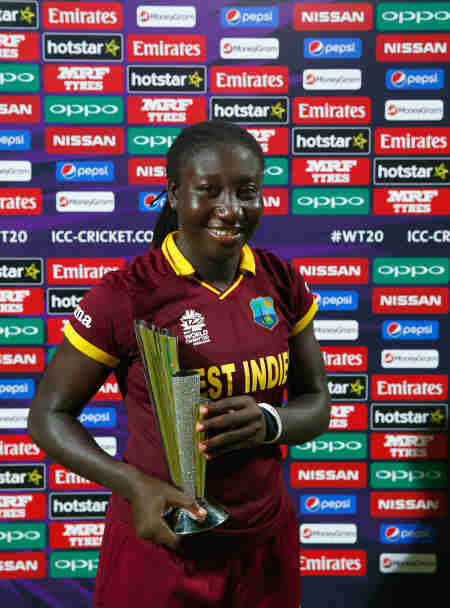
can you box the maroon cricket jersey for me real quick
[65,232,317,540]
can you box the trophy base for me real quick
[165,497,229,535]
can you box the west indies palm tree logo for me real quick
[249,297,278,330]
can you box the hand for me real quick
[129,471,206,551]
[196,396,266,460]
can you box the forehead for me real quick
[179,143,263,182]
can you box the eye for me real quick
[238,185,259,200]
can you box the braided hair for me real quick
[151,120,264,249]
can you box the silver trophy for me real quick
[134,320,229,535]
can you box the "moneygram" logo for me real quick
[300,523,357,544]
[44,65,123,93]
[294,97,371,124]
[294,3,372,30]
[384,99,443,122]
[137,5,196,28]
[313,320,359,341]
[379,553,436,574]
[303,69,361,91]
[292,258,369,284]
[381,349,439,369]
[376,34,450,61]
[372,287,449,314]
[42,2,123,30]
[220,37,279,59]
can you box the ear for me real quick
[167,180,178,211]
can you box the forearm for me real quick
[28,411,142,502]
[276,391,331,445]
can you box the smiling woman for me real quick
[28,120,330,608]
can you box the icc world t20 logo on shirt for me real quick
[250,297,278,330]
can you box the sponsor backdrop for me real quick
[0,0,448,605]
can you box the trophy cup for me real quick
[134,320,229,535]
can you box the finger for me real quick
[201,396,254,417]
[166,491,207,520]
[151,520,182,552]
[201,423,260,454]
[205,436,262,459]
[199,408,260,434]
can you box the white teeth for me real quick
[210,229,238,236]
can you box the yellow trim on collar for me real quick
[64,322,119,368]
[161,232,256,277]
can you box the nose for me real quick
[215,189,244,220]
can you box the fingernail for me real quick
[196,422,204,431]
[199,406,208,415]
[199,443,206,451]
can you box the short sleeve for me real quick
[63,273,132,368]
[289,269,317,337]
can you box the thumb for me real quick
[165,487,207,521]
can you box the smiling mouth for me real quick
[208,227,242,238]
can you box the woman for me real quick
[28,121,330,607]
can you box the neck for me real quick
[176,234,241,289]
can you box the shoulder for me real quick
[251,247,299,286]
[96,247,171,295]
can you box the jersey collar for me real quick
[162,231,256,277]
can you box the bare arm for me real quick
[28,338,204,549]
